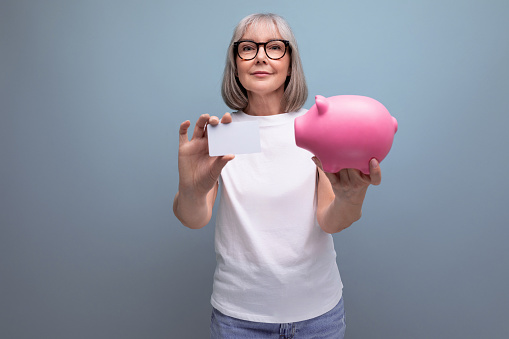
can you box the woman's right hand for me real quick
[177,113,235,198]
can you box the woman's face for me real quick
[235,24,291,100]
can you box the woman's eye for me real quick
[267,44,282,50]
[241,45,255,51]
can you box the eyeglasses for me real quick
[234,39,290,60]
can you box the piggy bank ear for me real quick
[315,95,329,115]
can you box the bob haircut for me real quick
[221,13,308,113]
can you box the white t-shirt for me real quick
[210,109,343,323]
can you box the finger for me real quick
[338,168,351,187]
[210,154,235,178]
[179,120,191,145]
[369,158,382,185]
[324,170,340,186]
[347,168,370,186]
[191,114,210,140]
[208,115,220,126]
[346,168,362,184]
[205,115,226,139]
[312,157,339,186]
[220,112,232,124]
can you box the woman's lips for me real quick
[252,71,271,77]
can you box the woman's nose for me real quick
[255,46,268,63]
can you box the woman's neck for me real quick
[244,91,285,116]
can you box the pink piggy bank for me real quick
[295,95,398,174]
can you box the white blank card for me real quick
[207,121,261,156]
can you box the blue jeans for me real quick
[210,297,346,339]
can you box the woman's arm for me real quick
[173,182,219,230]
[315,158,382,234]
[173,113,234,229]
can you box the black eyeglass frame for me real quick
[233,39,290,60]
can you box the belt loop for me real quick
[279,323,296,339]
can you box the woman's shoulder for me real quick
[293,107,308,117]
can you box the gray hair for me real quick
[221,13,308,113]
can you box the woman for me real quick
[173,13,381,338]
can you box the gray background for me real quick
[1,0,508,338]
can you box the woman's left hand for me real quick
[313,157,382,206]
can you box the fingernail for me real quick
[371,158,379,168]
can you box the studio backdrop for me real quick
[1,0,508,338]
